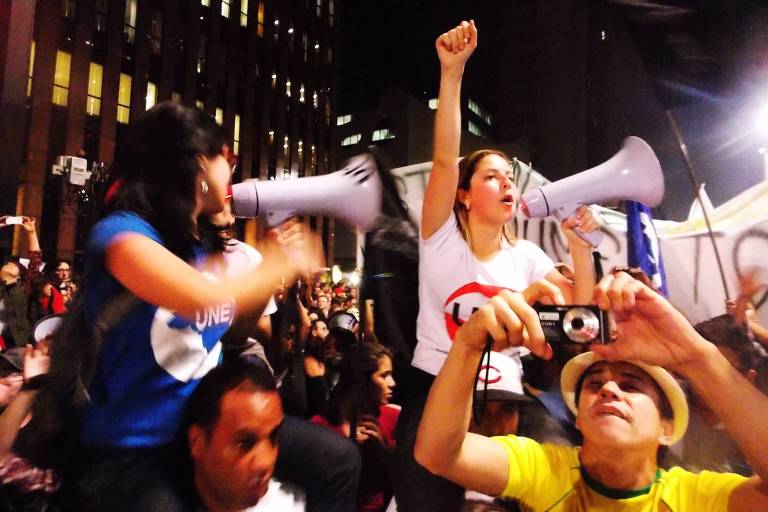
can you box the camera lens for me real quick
[562,307,600,343]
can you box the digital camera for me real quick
[534,304,608,345]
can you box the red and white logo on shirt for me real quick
[443,282,511,341]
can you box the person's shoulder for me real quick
[89,211,161,251]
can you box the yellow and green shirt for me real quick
[492,435,747,511]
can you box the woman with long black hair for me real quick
[39,102,317,511]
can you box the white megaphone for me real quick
[230,153,382,230]
[520,136,664,247]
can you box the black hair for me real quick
[323,341,392,425]
[181,355,277,436]
[106,101,227,261]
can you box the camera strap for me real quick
[471,336,494,426]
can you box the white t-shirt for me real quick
[241,479,306,511]
[222,240,277,316]
[412,214,555,376]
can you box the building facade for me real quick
[0,0,340,263]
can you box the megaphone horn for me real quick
[231,153,382,231]
[520,136,664,246]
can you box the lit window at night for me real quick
[286,80,291,97]
[221,0,230,18]
[86,62,103,116]
[336,114,351,126]
[201,0,210,6]
[94,0,107,32]
[215,108,224,125]
[283,135,289,154]
[468,121,484,137]
[172,91,182,103]
[117,73,132,123]
[372,128,395,141]
[124,0,137,43]
[145,81,157,110]
[271,73,277,88]
[313,91,318,108]
[299,84,305,102]
[240,0,248,27]
[428,98,439,109]
[257,1,264,36]
[341,134,361,146]
[329,0,334,26]
[233,114,241,155]
[27,41,35,97]
[197,35,207,74]
[317,0,322,17]
[195,99,204,109]
[52,50,71,106]
[150,9,163,55]
[61,0,76,19]
[468,99,493,126]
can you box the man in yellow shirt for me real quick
[415,272,768,511]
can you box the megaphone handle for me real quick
[575,228,603,248]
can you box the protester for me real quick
[0,262,30,350]
[415,272,768,510]
[394,20,599,512]
[183,356,305,511]
[29,102,318,511]
[312,342,398,512]
[50,259,78,310]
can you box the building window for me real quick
[146,81,157,110]
[283,135,289,155]
[86,62,103,116]
[61,0,76,19]
[233,114,241,155]
[303,34,308,62]
[468,98,493,126]
[316,0,322,17]
[117,73,132,123]
[52,50,71,106]
[372,128,395,141]
[468,120,484,137]
[341,134,361,146]
[172,91,182,103]
[221,0,231,18]
[329,0,334,26]
[124,0,137,44]
[197,35,207,74]
[257,1,264,36]
[286,80,291,98]
[150,9,163,55]
[428,98,439,109]
[94,0,108,32]
[201,0,210,6]
[268,129,274,143]
[299,83,305,103]
[240,0,248,26]
[336,114,351,126]
[215,107,223,125]
[27,41,35,97]
[271,73,277,88]
[312,91,318,108]
[195,99,204,109]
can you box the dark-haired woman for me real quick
[312,342,398,512]
[393,21,600,512]
[60,102,317,511]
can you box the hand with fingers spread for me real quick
[589,271,709,372]
[435,20,478,73]
[268,218,323,278]
[561,205,601,249]
[453,280,565,359]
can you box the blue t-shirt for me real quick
[81,211,234,448]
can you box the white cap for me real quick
[474,351,531,403]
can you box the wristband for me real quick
[21,374,49,391]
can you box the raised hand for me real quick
[561,206,601,249]
[590,271,709,372]
[436,20,478,73]
[268,218,323,277]
[23,344,50,382]
[453,280,564,358]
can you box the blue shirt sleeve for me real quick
[87,211,163,256]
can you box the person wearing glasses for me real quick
[51,258,77,309]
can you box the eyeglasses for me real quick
[56,268,70,273]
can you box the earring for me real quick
[465,202,471,211]
[201,180,209,195]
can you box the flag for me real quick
[626,200,668,296]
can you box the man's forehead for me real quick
[219,388,282,426]
[584,361,653,383]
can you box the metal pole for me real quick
[665,110,731,301]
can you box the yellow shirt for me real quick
[492,435,747,511]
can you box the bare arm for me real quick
[107,222,317,320]
[416,283,563,495]
[421,20,477,239]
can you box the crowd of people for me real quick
[1,19,767,512]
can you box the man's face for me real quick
[189,385,283,511]
[470,400,521,437]
[576,361,673,450]
[311,321,329,340]
[0,263,20,285]
[317,295,329,310]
